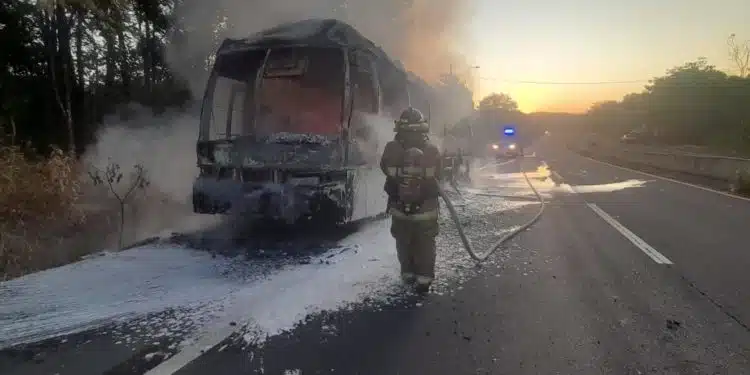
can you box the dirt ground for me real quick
[1,184,202,280]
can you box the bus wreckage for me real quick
[192,19,423,225]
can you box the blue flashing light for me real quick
[503,126,515,136]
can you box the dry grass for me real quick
[731,169,750,195]
[0,138,200,280]
[0,140,85,279]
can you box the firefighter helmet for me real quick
[395,107,429,133]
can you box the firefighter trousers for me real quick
[390,215,439,278]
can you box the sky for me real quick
[463,0,750,113]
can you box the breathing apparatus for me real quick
[392,108,432,214]
[398,147,427,214]
[391,107,546,263]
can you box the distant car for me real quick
[620,133,637,143]
[488,141,523,159]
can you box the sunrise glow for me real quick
[466,0,750,113]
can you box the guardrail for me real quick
[572,139,750,191]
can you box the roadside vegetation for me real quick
[1,0,191,279]
[0,140,83,278]
[578,35,750,194]
[583,35,750,156]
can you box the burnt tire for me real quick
[309,191,347,226]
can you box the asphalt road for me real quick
[2,138,749,374]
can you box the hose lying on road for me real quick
[438,158,546,263]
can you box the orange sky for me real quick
[465,0,750,113]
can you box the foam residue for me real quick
[264,132,335,145]
[564,179,650,193]
[0,162,542,354]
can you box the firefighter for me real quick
[380,107,442,293]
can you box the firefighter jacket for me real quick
[379,137,442,220]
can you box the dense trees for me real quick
[584,56,750,151]
[1,0,191,155]
[478,92,519,113]
[1,0,477,156]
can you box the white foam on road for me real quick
[565,179,650,194]
[0,222,400,351]
[0,163,539,373]
[0,245,259,349]
[148,186,536,374]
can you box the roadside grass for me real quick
[731,170,750,195]
[0,140,85,279]
[0,135,204,281]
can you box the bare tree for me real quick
[728,33,750,77]
[88,160,150,249]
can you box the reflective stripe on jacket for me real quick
[388,207,439,220]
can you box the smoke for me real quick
[356,112,395,164]
[79,1,474,246]
[83,105,198,202]
[167,0,473,94]
[81,104,218,244]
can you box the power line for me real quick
[475,77,748,88]
[477,77,649,85]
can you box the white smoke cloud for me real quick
[167,0,474,94]
[79,1,475,246]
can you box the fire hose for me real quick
[437,158,546,262]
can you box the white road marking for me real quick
[579,154,750,202]
[586,202,673,264]
[560,183,673,265]
[144,323,238,374]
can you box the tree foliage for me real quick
[585,55,750,152]
[478,92,519,113]
[462,92,528,144]
[1,0,192,156]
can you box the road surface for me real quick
[1,137,748,374]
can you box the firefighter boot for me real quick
[401,272,416,284]
[414,275,433,294]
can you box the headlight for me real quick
[491,144,499,150]
[508,144,517,150]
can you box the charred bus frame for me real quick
[192,19,412,225]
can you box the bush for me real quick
[731,168,750,195]
[88,160,150,249]
[0,140,83,278]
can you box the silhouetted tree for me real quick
[478,92,519,112]
[728,33,750,78]
[584,57,750,152]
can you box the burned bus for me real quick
[191,19,417,225]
